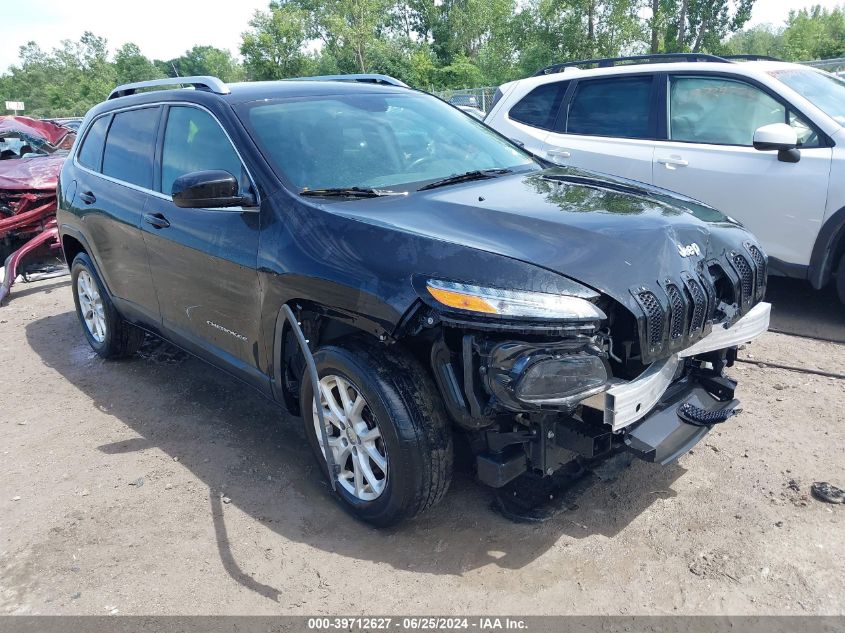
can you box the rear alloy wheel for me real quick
[77,269,106,344]
[301,338,453,527]
[71,253,144,359]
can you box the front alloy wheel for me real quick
[300,338,453,527]
[313,374,388,501]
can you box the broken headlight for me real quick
[484,340,609,411]
[424,279,606,321]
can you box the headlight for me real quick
[425,279,606,320]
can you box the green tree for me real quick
[651,0,755,53]
[170,45,244,81]
[114,43,164,83]
[241,2,313,79]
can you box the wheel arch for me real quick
[809,204,845,289]
[270,299,397,415]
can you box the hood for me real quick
[327,167,754,306]
[0,153,66,191]
[0,116,74,149]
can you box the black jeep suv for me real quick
[58,75,770,526]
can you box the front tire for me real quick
[71,253,144,359]
[301,338,453,527]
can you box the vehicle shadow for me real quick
[765,277,844,343]
[26,311,685,587]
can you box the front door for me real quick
[652,75,833,267]
[140,104,263,384]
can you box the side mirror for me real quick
[753,123,801,163]
[171,170,255,209]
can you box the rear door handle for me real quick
[547,149,572,159]
[78,191,96,205]
[143,212,170,229]
[657,156,689,168]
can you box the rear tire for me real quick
[836,253,845,305]
[301,338,453,527]
[71,253,144,359]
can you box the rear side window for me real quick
[160,106,246,196]
[509,81,568,130]
[567,76,653,138]
[102,107,160,189]
[77,116,110,171]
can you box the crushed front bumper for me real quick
[600,301,770,431]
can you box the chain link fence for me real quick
[431,87,498,113]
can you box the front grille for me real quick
[637,290,664,350]
[665,284,685,340]
[685,277,707,334]
[732,253,754,304]
[630,243,766,362]
[747,244,767,299]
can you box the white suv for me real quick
[485,54,845,302]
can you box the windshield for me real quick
[770,68,845,126]
[239,92,537,191]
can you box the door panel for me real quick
[543,132,655,183]
[141,199,262,377]
[142,104,263,382]
[652,143,832,266]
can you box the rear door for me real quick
[141,104,263,384]
[652,74,833,267]
[72,106,161,323]
[542,74,658,183]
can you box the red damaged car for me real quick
[0,115,76,303]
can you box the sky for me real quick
[1,0,843,74]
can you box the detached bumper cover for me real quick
[625,383,739,465]
[603,301,770,431]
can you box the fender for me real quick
[267,290,407,412]
[808,205,845,289]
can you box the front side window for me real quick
[160,106,247,196]
[77,115,110,171]
[669,76,786,146]
[102,107,160,189]
[566,76,653,138]
[509,81,568,131]
[239,93,536,191]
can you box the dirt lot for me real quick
[1,276,843,616]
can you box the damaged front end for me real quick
[0,116,76,304]
[409,261,770,491]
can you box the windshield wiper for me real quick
[417,168,512,191]
[299,187,404,198]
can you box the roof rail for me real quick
[108,76,230,100]
[722,54,781,62]
[288,73,409,88]
[534,53,730,76]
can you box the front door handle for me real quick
[78,191,96,205]
[657,156,689,168]
[547,148,572,159]
[143,212,170,229]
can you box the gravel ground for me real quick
[0,277,843,616]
